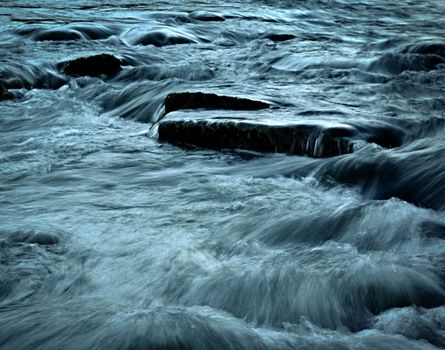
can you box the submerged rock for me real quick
[1,72,66,90]
[189,11,225,22]
[315,142,445,210]
[33,28,83,41]
[381,54,443,74]
[23,25,117,41]
[0,83,16,101]
[11,231,60,245]
[69,24,118,40]
[420,220,445,239]
[134,30,197,47]
[58,54,125,78]
[164,92,270,114]
[354,123,402,149]
[1,63,67,90]
[402,41,445,58]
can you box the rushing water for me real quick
[1,0,445,349]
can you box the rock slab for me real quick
[164,92,270,114]
[159,116,355,157]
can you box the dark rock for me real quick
[33,28,83,41]
[58,54,125,78]
[189,11,225,22]
[0,83,16,101]
[164,92,270,114]
[134,30,197,47]
[159,115,357,157]
[264,33,296,42]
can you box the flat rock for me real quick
[159,110,404,158]
[58,54,125,78]
[164,92,270,114]
[158,113,362,157]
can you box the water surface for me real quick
[1,0,445,349]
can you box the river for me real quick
[1,1,445,349]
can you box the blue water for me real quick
[1,1,445,349]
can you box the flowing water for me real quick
[1,0,445,349]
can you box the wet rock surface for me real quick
[57,54,126,78]
[158,112,402,158]
[264,33,296,42]
[164,92,271,114]
[159,117,353,157]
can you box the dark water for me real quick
[1,0,445,349]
